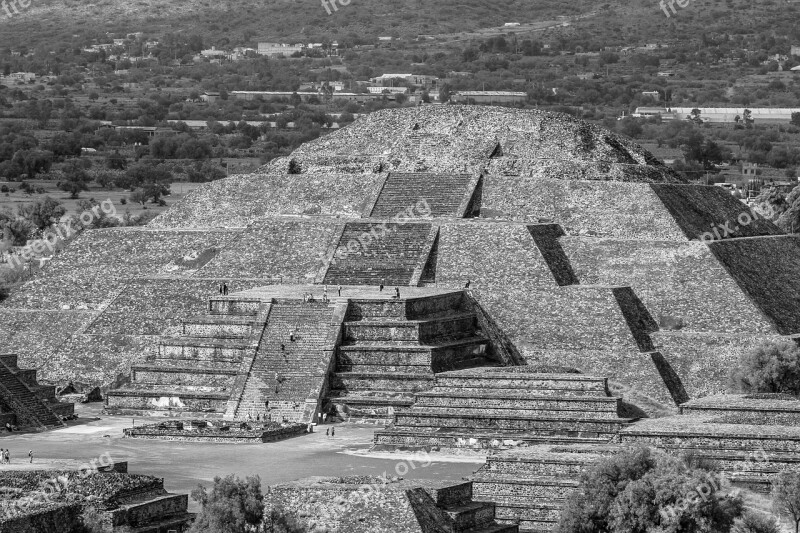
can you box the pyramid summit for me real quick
[1,105,797,423]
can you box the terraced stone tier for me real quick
[413,392,620,417]
[336,338,489,373]
[208,297,261,316]
[157,337,251,363]
[343,314,479,344]
[182,316,256,338]
[434,371,610,397]
[331,372,435,393]
[345,291,468,321]
[393,408,633,435]
[106,387,230,416]
[131,366,239,387]
[680,394,800,425]
[373,429,610,450]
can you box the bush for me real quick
[729,340,800,395]
[773,469,800,533]
[188,474,263,533]
[556,447,743,533]
[731,511,781,533]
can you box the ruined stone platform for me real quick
[122,419,307,444]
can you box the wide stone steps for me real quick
[471,474,579,501]
[413,392,620,415]
[323,222,432,286]
[233,301,337,420]
[110,386,230,399]
[369,172,473,218]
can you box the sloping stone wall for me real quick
[150,171,383,229]
[481,177,689,239]
[436,222,562,288]
[562,237,777,334]
[196,219,340,282]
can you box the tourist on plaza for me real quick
[338,285,342,296]
[395,287,400,299]
[4,449,9,463]
[28,450,33,463]
[465,279,471,289]
[331,427,335,438]
[218,283,224,295]
[0,449,4,463]
[379,283,384,292]
[326,428,329,437]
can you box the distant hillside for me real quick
[1,0,796,52]
[0,0,797,55]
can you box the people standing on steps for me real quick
[218,283,224,295]
[331,427,335,438]
[222,282,229,296]
[338,285,342,297]
[395,287,400,299]
[28,450,33,463]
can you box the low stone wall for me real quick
[0,503,83,533]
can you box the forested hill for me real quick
[0,0,798,51]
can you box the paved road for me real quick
[0,405,481,511]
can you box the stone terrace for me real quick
[620,394,800,490]
[374,367,637,451]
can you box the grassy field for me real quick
[0,179,204,220]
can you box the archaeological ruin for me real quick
[3,105,800,531]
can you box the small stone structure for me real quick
[122,419,306,443]
[266,476,518,533]
[0,463,193,532]
[0,353,73,431]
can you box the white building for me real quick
[257,42,304,57]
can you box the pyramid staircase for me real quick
[326,291,494,423]
[230,299,342,422]
[322,222,434,286]
[374,369,637,451]
[369,172,476,218]
[0,354,71,430]
[106,297,268,418]
[469,446,618,532]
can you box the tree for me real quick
[730,340,800,395]
[556,447,743,533]
[106,150,127,170]
[129,189,147,207]
[773,470,800,533]
[188,474,263,533]
[58,161,90,199]
[439,83,451,103]
[792,112,800,128]
[18,197,65,230]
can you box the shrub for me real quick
[731,511,781,533]
[730,340,800,395]
[556,447,743,533]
